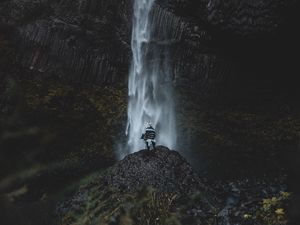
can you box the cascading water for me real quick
[122,0,177,156]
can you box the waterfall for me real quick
[122,0,177,156]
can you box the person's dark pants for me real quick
[145,140,156,150]
[152,141,156,150]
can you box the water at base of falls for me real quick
[119,0,177,158]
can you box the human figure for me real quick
[141,123,156,150]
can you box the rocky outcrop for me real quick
[101,146,210,193]
[58,146,217,225]
[58,147,291,225]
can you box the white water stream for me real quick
[123,0,177,155]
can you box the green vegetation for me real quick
[257,192,291,225]
[0,35,14,67]
[61,186,177,225]
[22,78,127,164]
[239,191,292,225]
[61,183,218,225]
[1,75,127,186]
[0,75,127,224]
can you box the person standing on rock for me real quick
[141,123,156,150]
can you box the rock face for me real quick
[1,0,132,84]
[102,146,209,193]
[162,0,297,36]
[1,0,298,95]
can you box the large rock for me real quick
[58,146,217,225]
[102,146,210,193]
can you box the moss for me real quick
[256,192,291,225]
[176,89,300,177]
[0,35,15,67]
[60,180,218,225]
[19,78,127,163]
[0,75,128,224]
[61,186,180,225]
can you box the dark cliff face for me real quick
[1,0,298,90]
[164,0,297,34]
[1,0,132,84]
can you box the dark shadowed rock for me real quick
[57,146,217,224]
[102,146,209,193]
